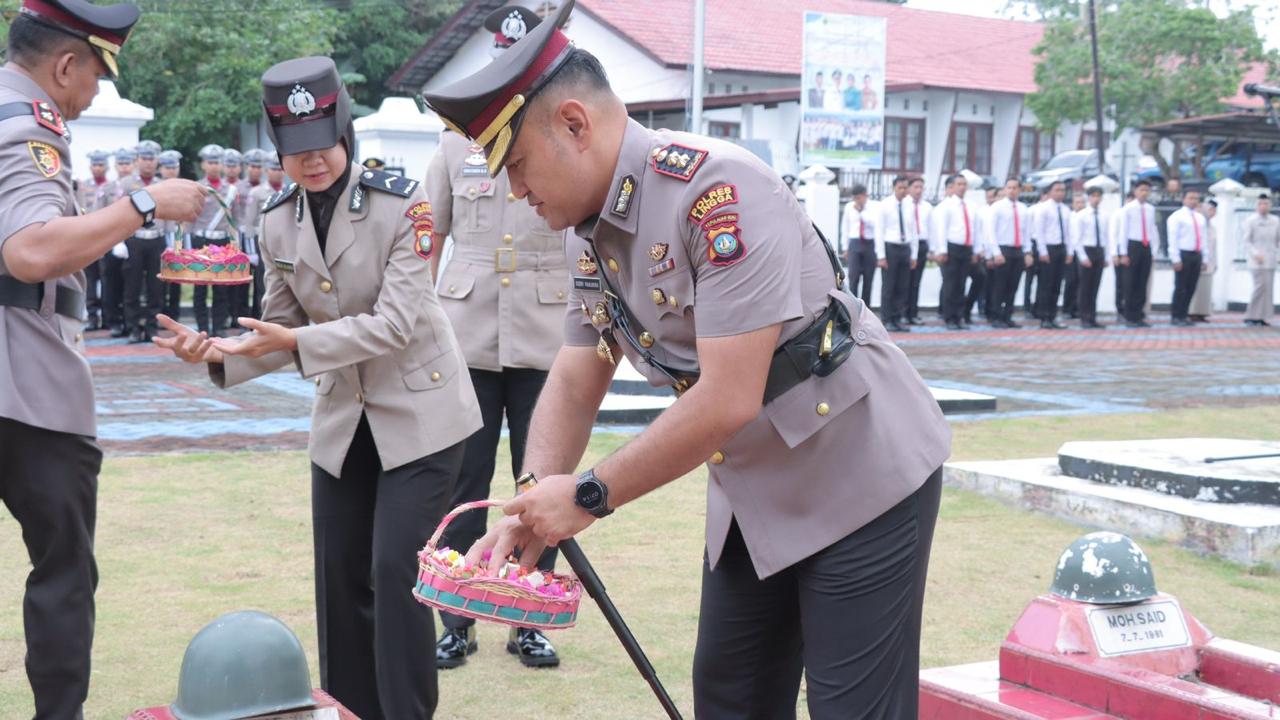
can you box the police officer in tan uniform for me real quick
[155,56,481,720]
[425,2,568,671]
[158,148,186,319]
[119,139,165,342]
[192,143,233,335]
[0,2,205,715]
[425,3,951,717]
[76,148,116,329]
[243,154,287,319]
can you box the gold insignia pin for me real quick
[651,288,666,305]
[596,336,616,365]
[655,149,669,163]
[607,258,620,273]
[649,243,669,262]
[591,301,611,326]
[577,251,598,275]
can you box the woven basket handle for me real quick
[427,499,505,550]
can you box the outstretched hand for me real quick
[152,313,223,364]
[210,317,297,358]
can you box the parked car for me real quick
[1133,141,1280,190]
[1021,150,1118,196]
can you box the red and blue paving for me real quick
[87,312,1280,456]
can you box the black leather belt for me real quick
[0,275,86,321]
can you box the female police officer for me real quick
[154,57,481,720]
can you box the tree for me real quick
[1023,0,1276,177]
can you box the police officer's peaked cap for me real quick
[261,56,353,157]
[423,0,575,177]
[114,147,136,162]
[158,149,181,167]
[87,149,109,163]
[135,139,161,158]
[198,144,224,162]
[17,0,140,80]
[484,4,541,48]
[264,154,282,170]
[361,157,385,170]
[222,148,243,166]
[243,148,266,166]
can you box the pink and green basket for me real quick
[413,500,581,630]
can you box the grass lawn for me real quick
[1,404,1278,718]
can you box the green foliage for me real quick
[1025,0,1274,134]
[329,0,462,111]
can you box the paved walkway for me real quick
[86,312,1279,456]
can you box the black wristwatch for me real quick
[129,189,156,228]
[574,468,613,518]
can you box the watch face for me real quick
[576,481,603,509]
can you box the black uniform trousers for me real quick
[229,234,256,324]
[1062,260,1079,318]
[983,259,999,321]
[163,280,182,321]
[992,246,1025,323]
[1171,250,1202,322]
[907,239,929,320]
[84,258,101,327]
[1114,261,1127,319]
[440,367,558,631]
[191,235,230,333]
[1123,240,1153,323]
[964,260,986,322]
[1022,251,1039,317]
[941,242,973,323]
[1036,244,1068,322]
[846,240,877,309]
[311,416,462,720]
[100,252,125,330]
[1078,246,1105,324]
[123,234,165,334]
[880,242,913,324]
[0,417,100,720]
[693,467,942,720]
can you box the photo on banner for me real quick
[800,11,887,169]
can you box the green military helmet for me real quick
[171,610,313,720]
[1050,531,1157,605]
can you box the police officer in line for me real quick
[76,149,117,329]
[1031,180,1071,329]
[425,2,569,671]
[983,178,1031,328]
[426,2,951,717]
[1115,179,1160,328]
[119,139,165,342]
[192,143,234,335]
[113,143,135,181]
[243,153,287,319]
[905,176,932,325]
[155,56,482,720]
[102,145,137,336]
[1072,186,1109,329]
[158,149,186,319]
[244,147,266,187]
[0,1,206,715]
[223,148,254,324]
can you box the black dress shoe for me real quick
[906,317,924,326]
[1040,320,1066,330]
[128,328,148,344]
[507,627,559,668]
[86,314,103,331]
[436,626,477,669]
[109,325,128,338]
[990,319,1009,329]
[945,320,963,330]
[1005,320,1022,329]
[887,322,910,332]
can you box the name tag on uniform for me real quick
[573,276,603,292]
[274,259,296,273]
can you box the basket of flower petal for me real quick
[414,500,581,630]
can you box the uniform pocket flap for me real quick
[439,274,476,300]
[536,277,569,304]
[763,358,869,449]
[403,346,461,391]
[315,373,336,395]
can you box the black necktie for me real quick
[1094,211,1101,246]
[1057,203,1065,245]
[897,201,905,239]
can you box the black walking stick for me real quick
[517,474,684,720]
[1204,452,1280,464]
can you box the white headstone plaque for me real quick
[1086,598,1192,657]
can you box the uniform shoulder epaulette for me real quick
[650,143,709,182]
[262,183,299,213]
[0,100,69,140]
[359,168,420,198]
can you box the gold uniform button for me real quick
[709,451,725,465]
[556,291,565,299]
[319,280,332,293]
[468,187,478,197]
[607,258,619,273]
[639,331,655,348]
[503,233,513,244]
[507,192,517,202]
[356,392,364,403]
[816,402,831,416]
[500,277,512,287]
[315,378,321,386]
[430,371,441,382]
[668,296,679,308]
[447,285,456,294]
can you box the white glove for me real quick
[111,242,129,260]
[248,254,260,266]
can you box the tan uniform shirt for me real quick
[425,130,569,371]
[0,67,94,436]
[565,120,951,579]
[75,177,118,213]
[209,164,482,476]
[194,177,233,239]
[1243,213,1280,270]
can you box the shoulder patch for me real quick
[32,101,68,139]
[262,183,300,213]
[359,168,419,198]
[349,182,366,213]
[27,141,61,178]
[702,212,746,267]
[650,144,708,182]
[688,184,738,223]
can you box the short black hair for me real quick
[892,175,909,187]
[946,173,964,186]
[1048,180,1065,192]
[1260,194,1271,201]
[1182,188,1199,199]
[1086,186,1103,196]
[908,177,924,188]
[1207,199,1218,207]
[1134,179,1152,189]
[6,15,85,68]
[850,183,867,197]
[539,47,611,97]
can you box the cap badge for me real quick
[501,12,528,42]
[287,84,317,117]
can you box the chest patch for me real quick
[651,144,708,182]
[703,213,746,267]
[688,184,738,223]
[28,141,61,178]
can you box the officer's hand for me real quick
[936,254,948,265]
[1081,258,1093,269]
[150,179,207,223]
[501,473,595,551]
[1121,256,1131,267]
[465,516,549,577]
[211,318,297,358]
[153,313,223,363]
[1065,255,1074,265]
[1024,255,1034,268]
[971,254,980,265]
[910,258,918,270]
[1173,262,1183,272]
[994,254,1007,267]
[1039,254,1050,264]
[877,258,888,269]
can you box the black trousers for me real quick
[880,242,912,323]
[439,367,558,631]
[0,417,101,720]
[312,416,462,720]
[1171,250,1202,321]
[1114,261,1127,318]
[941,242,973,323]
[123,235,165,333]
[1062,257,1079,317]
[191,236,230,333]
[100,252,125,329]
[983,259,999,320]
[846,240,877,308]
[1036,244,1067,322]
[992,246,1025,323]
[964,260,986,322]
[692,468,942,720]
[1022,255,1039,316]
[229,234,257,324]
[163,280,182,321]
[84,257,101,324]
[1123,241,1153,323]
[250,261,266,320]
[1078,247,1105,324]
[907,239,929,320]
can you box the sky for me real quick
[904,0,1280,52]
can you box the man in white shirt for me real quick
[1188,200,1217,322]
[984,178,1030,328]
[1165,188,1208,326]
[1031,181,1072,329]
[968,186,997,323]
[1242,194,1279,327]
[931,174,979,330]
[1062,194,1086,319]
[1072,186,1109,328]
[906,177,933,325]
[1114,179,1160,327]
[876,175,918,332]
[841,183,877,307]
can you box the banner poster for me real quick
[801,11,887,169]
